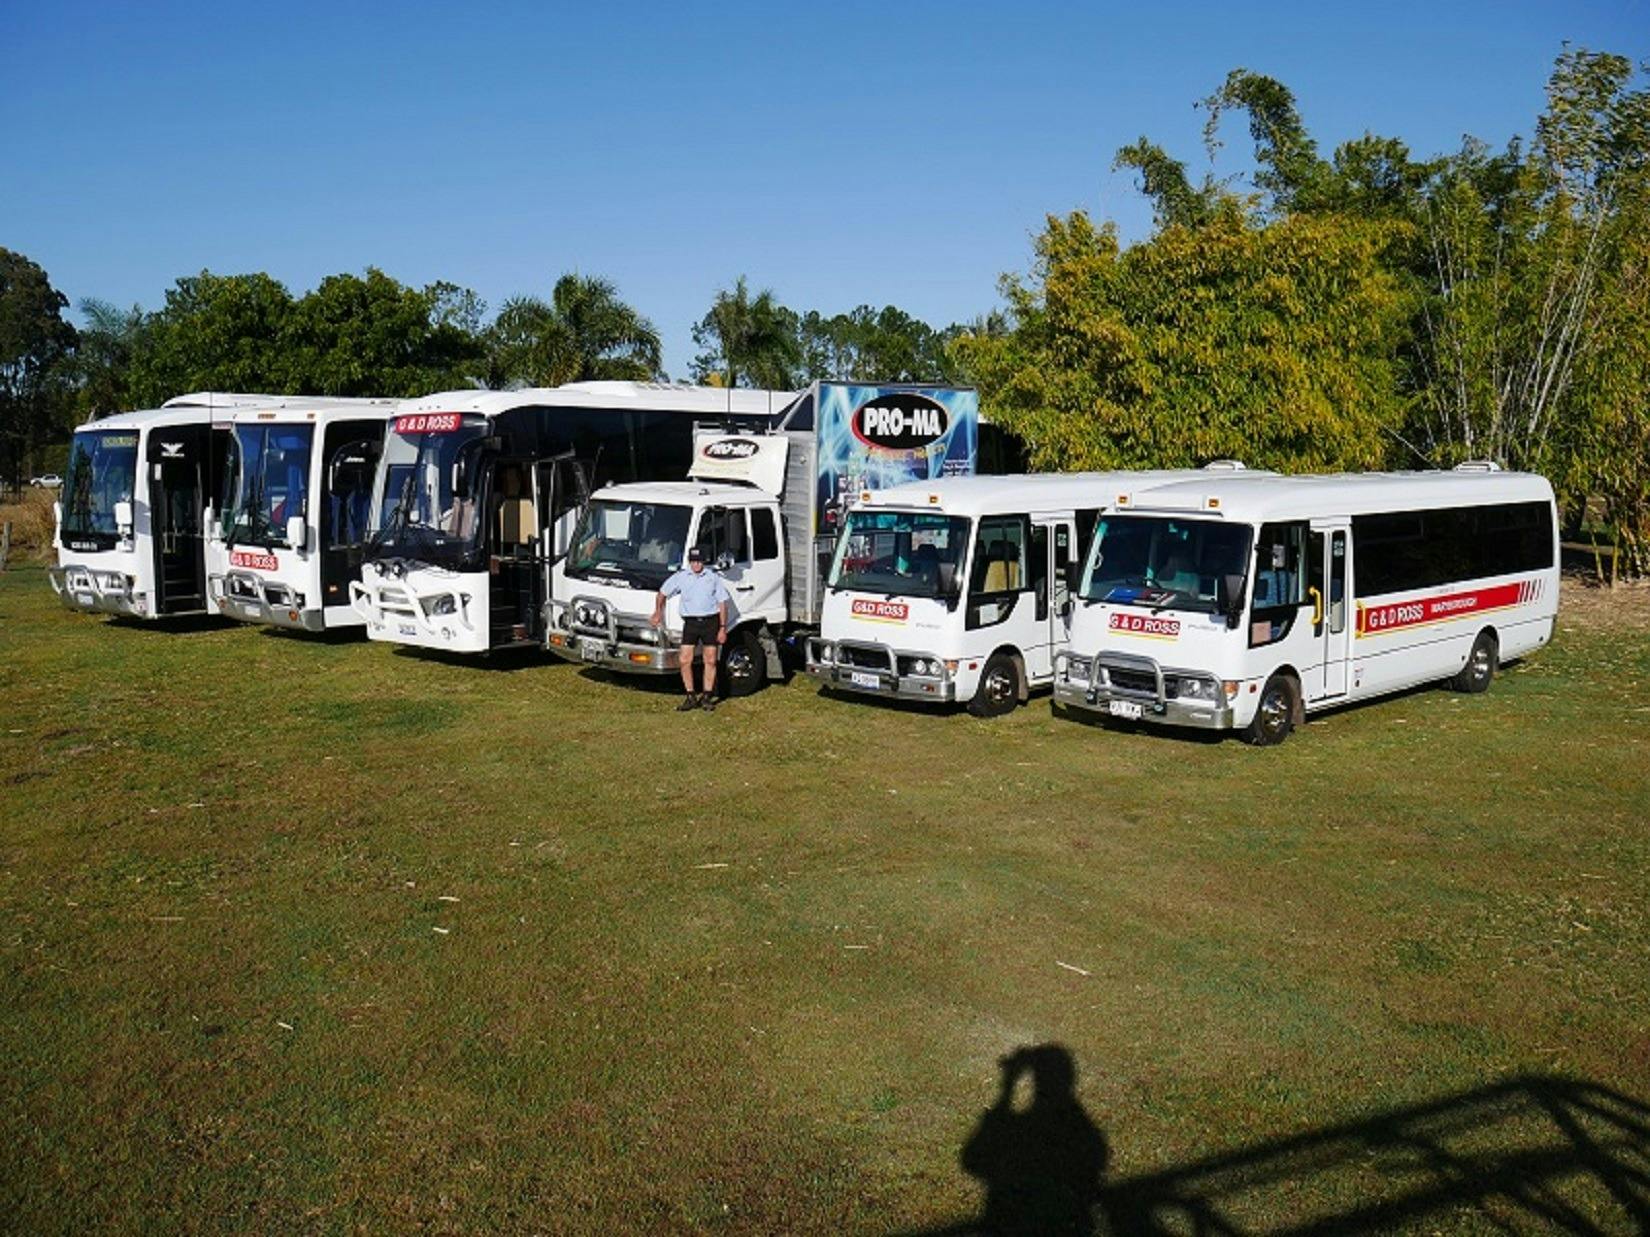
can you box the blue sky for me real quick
[2,1,1644,378]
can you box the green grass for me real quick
[2,566,1647,1233]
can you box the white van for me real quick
[206,399,398,631]
[1051,466,1560,744]
[805,470,1209,715]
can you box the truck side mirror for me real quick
[1065,560,1083,591]
[286,515,306,551]
[1216,573,1246,628]
[715,550,734,572]
[114,500,133,533]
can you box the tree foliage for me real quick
[690,277,802,389]
[485,274,662,389]
[0,248,77,483]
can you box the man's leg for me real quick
[678,640,698,699]
[701,641,718,697]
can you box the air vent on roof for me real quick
[1453,460,1503,472]
[1203,459,1247,471]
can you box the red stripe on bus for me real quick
[1356,580,1529,637]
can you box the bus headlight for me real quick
[1174,676,1218,701]
[430,594,457,617]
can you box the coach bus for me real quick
[49,393,358,621]
[206,398,398,632]
[350,381,795,655]
[1051,465,1559,745]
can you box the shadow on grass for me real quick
[391,644,553,674]
[906,1045,1650,1235]
[106,612,235,635]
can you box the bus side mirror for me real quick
[286,515,307,551]
[52,500,62,528]
[114,500,133,533]
[1216,573,1245,628]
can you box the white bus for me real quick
[205,398,398,632]
[804,469,1217,715]
[1051,466,1560,744]
[350,381,794,655]
[48,393,336,620]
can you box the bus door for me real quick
[1050,517,1077,644]
[1308,521,1351,699]
[319,424,382,610]
[147,424,208,614]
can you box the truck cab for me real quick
[548,479,788,694]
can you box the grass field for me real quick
[2,565,1647,1234]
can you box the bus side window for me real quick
[970,515,1028,596]
[1250,521,1307,647]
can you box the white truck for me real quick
[205,398,399,632]
[546,382,980,694]
[48,393,361,621]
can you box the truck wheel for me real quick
[968,653,1020,718]
[1450,630,1497,693]
[720,628,767,697]
[1242,673,1297,746]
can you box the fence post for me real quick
[1,520,11,572]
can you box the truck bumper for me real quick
[547,629,680,674]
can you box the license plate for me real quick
[849,671,881,690]
[398,623,417,637]
[580,637,605,661]
[1108,699,1143,721]
[74,592,96,608]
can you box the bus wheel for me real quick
[1451,630,1497,694]
[1242,674,1297,746]
[721,628,767,697]
[968,653,1020,718]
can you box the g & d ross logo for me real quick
[702,438,761,460]
[851,393,950,452]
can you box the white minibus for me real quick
[206,398,398,631]
[350,382,794,654]
[1051,466,1560,744]
[805,469,1215,715]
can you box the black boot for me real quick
[677,693,700,712]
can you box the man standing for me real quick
[652,547,731,711]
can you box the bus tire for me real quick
[1242,673,1298,746]
[968,652,1021,718]
[720,627,767,698]
[1451,630,1497,694]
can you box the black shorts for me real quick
[680,614,720,646]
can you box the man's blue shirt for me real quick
[660,567,731,617]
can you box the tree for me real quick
[484,274,661,389]
[282,268,484,397]
[952,209,1412,473]
[0,248,77,484]
[70,298,148,418]
[690,277,800,389]
[795,304,961,383]
[127,271,296,406]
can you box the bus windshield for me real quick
[567,499,691,589]
[828,509,969,599]
[221,424,313,548]
[365,414,490,568]
[1081,515,1251,613]
[60,429,139,545]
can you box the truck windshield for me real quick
[828,509,969,599]
[60,429,139,545]
[1081,514,1251,613]
[221,424,313,547]
[364,414,490,569]
[567,499,690,589]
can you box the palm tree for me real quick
[485,274,661,389]
[72,297,148,416]
[689,276,800,390]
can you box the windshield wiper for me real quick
[367,474,417,557]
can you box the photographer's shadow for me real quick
[959,1044,1108,1236]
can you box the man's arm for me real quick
[716,598,728,643]
[652,574,679,625]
